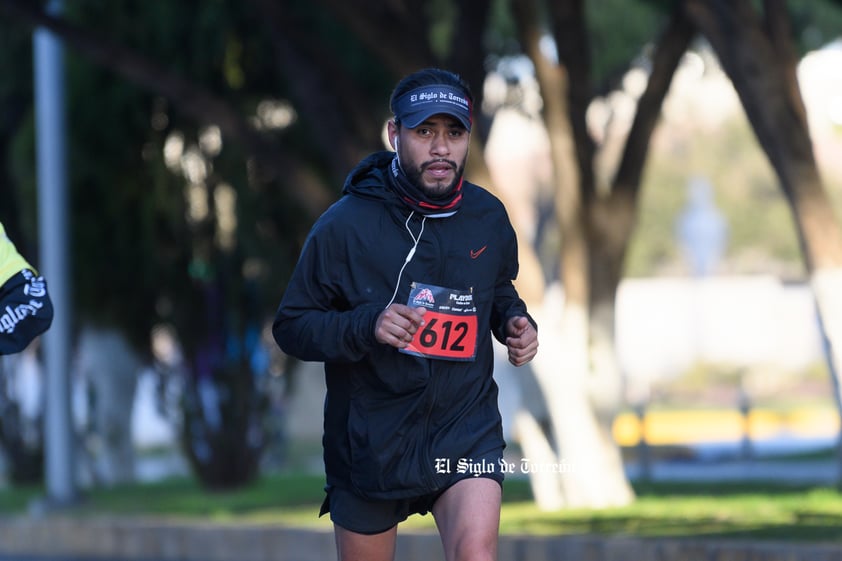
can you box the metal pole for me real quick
[34,0,76,505]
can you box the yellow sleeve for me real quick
[0,223,34,287]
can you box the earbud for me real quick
[394,136,400,151]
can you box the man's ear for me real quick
[387,119,399,150]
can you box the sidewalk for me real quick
[2,514,842,561]
[627,457,841,485]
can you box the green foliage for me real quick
[65,60,165,348]
[426,0,459,60]
[787,0,842,53]
[7,474,842,542]
[2,0,838,349]
[2,0,302,489]
[585,0,664,91]
[0,23,37,252]
[76,473,326,517]
[486,0,665,89]
[498,482,842,540]
[0,483,43,513]
[486,0,520,55]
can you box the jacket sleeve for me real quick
[272,225,381,363]
[0,270,54,355]
[490,219,536,344]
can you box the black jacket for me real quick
[273,151,534,499]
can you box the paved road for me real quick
[0,557,167,561]
[626,458,840,484]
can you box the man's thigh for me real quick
[327,486,412,561]
[432,477,502,561]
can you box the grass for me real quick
[6,472,842,542]
[498,481,842,541]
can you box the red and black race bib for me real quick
[400,282,477,362]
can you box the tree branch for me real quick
[511,0,581,225]
[612,3,694,198]
[247,0,382,176]
[762,0,809,127]
[684,0,816,182]
[548,0,595,200]
[0,0,333,218]
[313,0,433,76]
[447,0,493,139]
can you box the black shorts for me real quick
[320,473,504,535]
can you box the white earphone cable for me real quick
[385,211,426,309]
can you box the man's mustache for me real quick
[421,158,458,170]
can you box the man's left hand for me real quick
[504,316,538,367]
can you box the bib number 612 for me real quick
[409,311,477,361]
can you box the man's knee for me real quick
[434,477,501,561]
[335,523,397,561]
[448,533,497,561]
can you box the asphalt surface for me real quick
[0,558,154,561]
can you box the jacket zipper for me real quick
[421,358,439,490]
[422,221,453,491]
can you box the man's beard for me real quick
[404,157,465,199]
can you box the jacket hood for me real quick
[341,151,397,204]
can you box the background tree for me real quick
[501,0,842,508]
[0,0,490,489]
[505,0,690,508]
[0,19,43,484]
[684,0,842,479]
[1,0,841,502]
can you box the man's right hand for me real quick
[375,304,427,349]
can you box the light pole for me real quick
[34,0,76,505]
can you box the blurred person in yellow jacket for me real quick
[0,222,53,355]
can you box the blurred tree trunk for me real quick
[512,0,594,510]
[685,0,842,478]
[0,356,44,485]
[75,326,142,485]
[511,0,615,509]
[511,0,694,508]
[588,8,694,377]
[584,5,695,502]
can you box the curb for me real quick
[2,516,842,561]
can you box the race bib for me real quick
[401,282,477,362]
